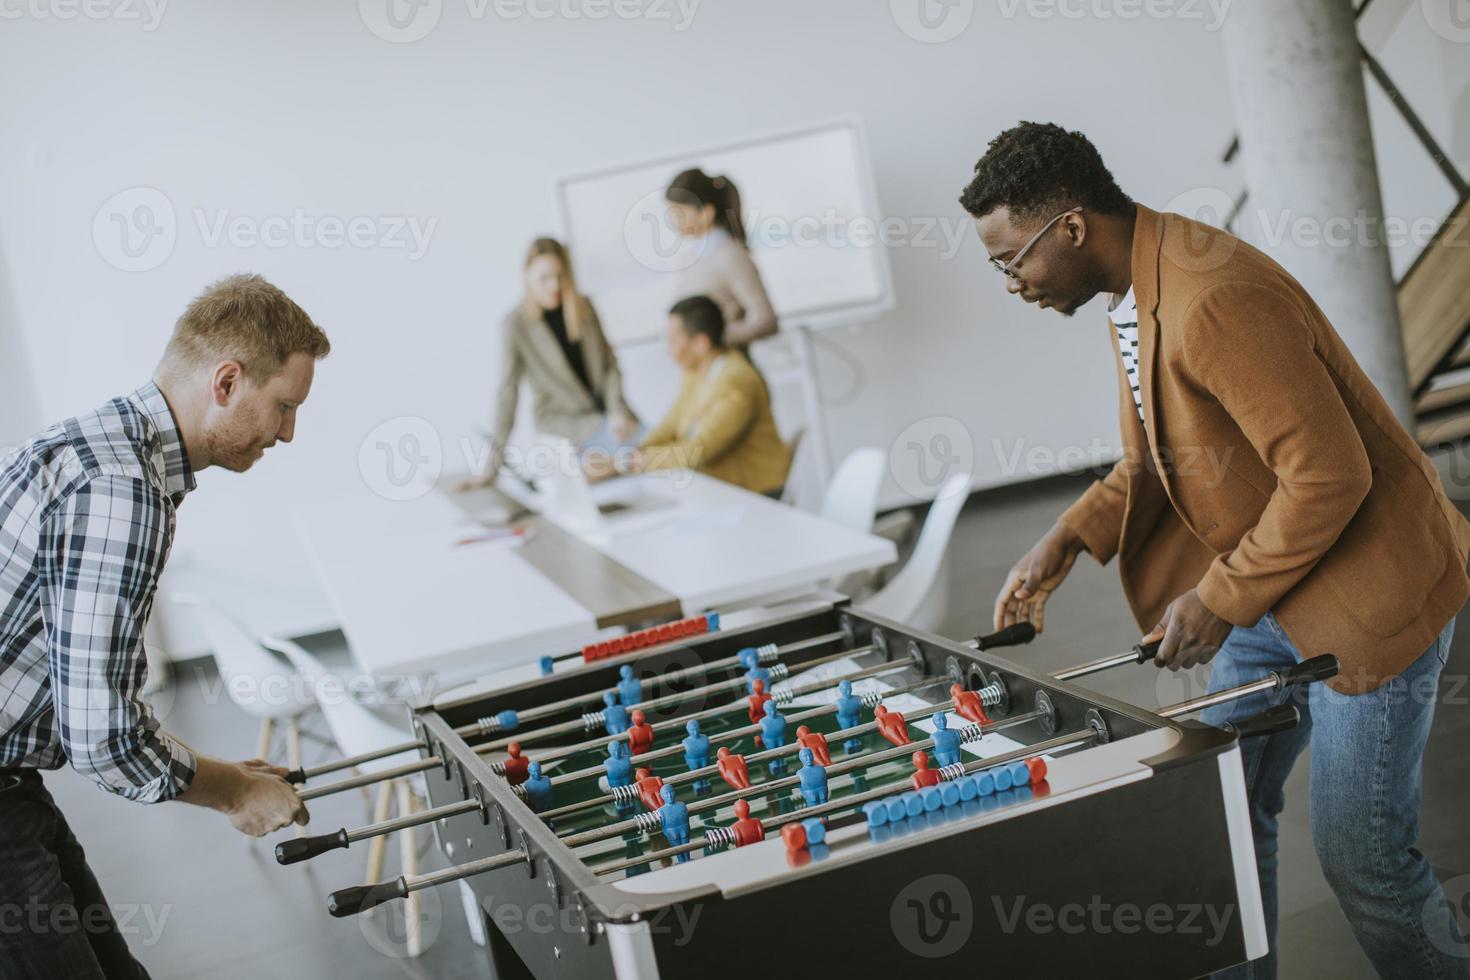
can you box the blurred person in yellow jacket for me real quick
[587,295,790,496]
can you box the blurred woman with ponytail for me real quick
[665,168,778,348]
[460,237,636,489]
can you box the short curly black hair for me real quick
[959,122,1133,223]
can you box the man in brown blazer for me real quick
[962,122,1470,978]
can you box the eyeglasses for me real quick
[990,206,1082,281]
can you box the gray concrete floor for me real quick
[43,472,1470,978]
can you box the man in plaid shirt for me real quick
[0,274,330,978]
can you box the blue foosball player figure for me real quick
[682,719,711,769]
[617,664,642,707]
[682,719,711,791]
[739,647,772,694]
[657,784,691,863]
[604,740,633,789]
[931,711,962,768]
[760,701,788,773]
[523,761,553,813]
[602,691,630,736]
[797,747,828,806]
[835,678,863,753]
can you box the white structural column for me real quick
[1220,0,1413,424]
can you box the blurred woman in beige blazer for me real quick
[462,238,636,488]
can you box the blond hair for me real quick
[164,273,330,382]
[521,238,588,342]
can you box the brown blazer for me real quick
[1060,204,1470,693]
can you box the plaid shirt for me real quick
[0,381,198,802]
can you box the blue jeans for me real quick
[1202,612,1469,979]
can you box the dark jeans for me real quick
[0,770,151,979]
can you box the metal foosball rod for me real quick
[529,675,976,822]
[476,644,876,754]
[294,641,936,802]
[290,625,1035,786]
[276,796,485,865]
[539,672,945,791]
[558,710,1041,847]
[493,628,846,734]
[484,623,1039,755]
[284,636,859,786]
[322,654,1337,916]
[490,655,910,772]
[324,724,1085,916]
[585,656,1337,876]
[538,634,1215,824]
[589,704,1309,879]
[291,679,1021,867]
[526,624,1145,794]
[296,757,445,803]
[292,634,1164,804]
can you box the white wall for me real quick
[0,0,1373,654]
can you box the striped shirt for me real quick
[0,382,198,802]
[1110,286,1144,423]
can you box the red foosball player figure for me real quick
[716,747,750,790]
[626,709,655,757]
[747,679,773,726]
[910,750,941,791]
[875,705,910,746]
[949,683,990,725]
[502,742,531,786]
[634,767,666,811]
[730,799,765,847]
[794,725,831,766]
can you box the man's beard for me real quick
[205,415,264,472]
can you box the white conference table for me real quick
[296,471,895,687]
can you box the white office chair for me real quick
[818,448,885,533]
[173,594,315,770]
[779,429,817,510]
[857,473,971,632]
[262,634,429,957]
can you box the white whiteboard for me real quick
[556,117,895,348]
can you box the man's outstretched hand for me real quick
[993,521,1087,634]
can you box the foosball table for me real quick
[275,594,1337,978]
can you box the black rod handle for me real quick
[1224,704,1300,740]
[328,878,409,918]
[974,622,1037,650]
[275,829,349,865]
[1279,654,1339,689]
[1134,640,1162,664]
